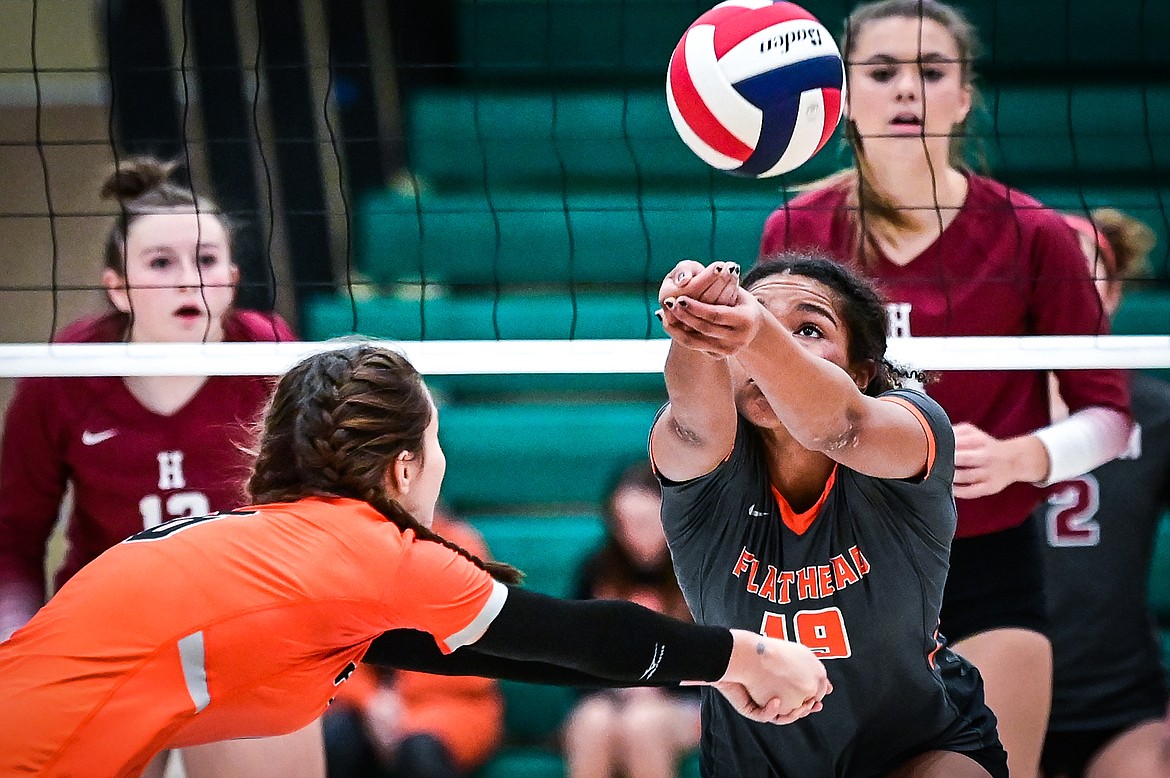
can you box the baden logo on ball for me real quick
[667,0,845,178]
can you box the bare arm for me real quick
[735,308,930,479]
[953,405,1132,499]
[662,267,930,479]
[650,261,743,483]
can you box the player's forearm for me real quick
[1032,406,1133,485]
[365,628,642,688]
[366,586,733,687]
[737,315,869,452]
[663,340,736,434]
[472,586,733,685]
[654,342,739,480]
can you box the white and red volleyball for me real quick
[667,0,845,178]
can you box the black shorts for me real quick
[1040,726,1131,778]
[940,517,1049,643]
[890,652,1010,778]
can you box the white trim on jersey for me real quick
[178,631,211,713]
[445,579,509,651]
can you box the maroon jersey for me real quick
[761,174,1129,538]
[0,310,294,617]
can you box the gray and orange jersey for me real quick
[655,389,983,776]
[1043,372,1170,732]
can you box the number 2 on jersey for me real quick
[1044,475,1101,547]
[761,607,852,659]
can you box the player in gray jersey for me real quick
[1039,210,1170,778]
[651,251,1006,777]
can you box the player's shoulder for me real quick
[762,183,847,251]
[879,387,945,416]
[224,310,297,343]
[432,516,491,559]
[53,312,125,344]
[10,316,123,402]
[968,175,1069,233]
[877,388,954,449]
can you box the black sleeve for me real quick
[364,629,621,687]
[365,585,732,686]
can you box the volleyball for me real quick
[666,0,845,178]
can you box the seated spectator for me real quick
[323,508,504,778]
[562,461,701,778]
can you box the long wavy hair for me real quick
[247,345,521,584]
[819,0,981,259]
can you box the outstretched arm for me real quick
[367,585,830,725]
[661,264,931,479]
[650,261,744,483]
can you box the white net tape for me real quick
[1,335,1168,378]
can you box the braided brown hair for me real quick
[247,344,521,584]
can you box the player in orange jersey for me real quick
[0,344,831,777]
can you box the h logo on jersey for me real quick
[157,450,187,490]
[886,303,913,338]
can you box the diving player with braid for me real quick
[652,252,1006,777]
[0,345,831,777]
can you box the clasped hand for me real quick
[657,260,761,357]
[714,629,832,726]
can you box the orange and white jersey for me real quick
[0,497,503,777]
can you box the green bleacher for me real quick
[304,3,1170,775]
[451,0,1170,83]
[468,513,604,777]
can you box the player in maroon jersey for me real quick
[1039,210,1170,778]
[758,2,1131,774]
[0,157,318,778]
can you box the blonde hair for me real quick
[1090,208,1156,282]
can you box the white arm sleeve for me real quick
[1033,406,1133,486]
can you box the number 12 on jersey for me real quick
[761,607,852,659]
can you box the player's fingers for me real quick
[676,264,731,303]
[659,260,707,303]
[659,316,738,356]
[670,298,744,333]
[953,481,994,500]
[952,448,987,469]
[773,700,815,725]
[698,263,741,306]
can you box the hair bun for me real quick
[100,157,180,201]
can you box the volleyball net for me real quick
[1,0,1169,382]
